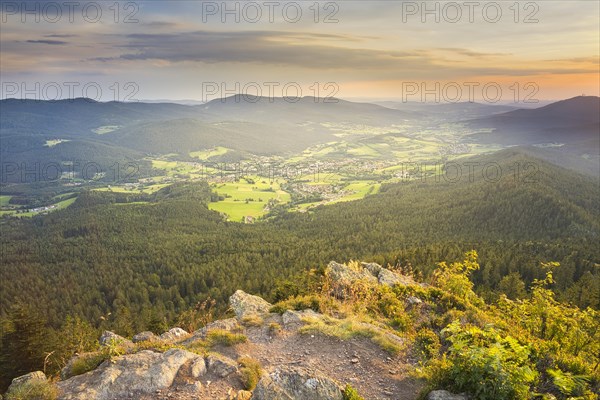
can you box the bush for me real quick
[238,356,262,390]
[6,379,58,400]
[548,368,594,398]
[66,352,108,378]
[428,321,538,400]
[342,384,365,400]
[270,294,326,314]
[414,328,441,361]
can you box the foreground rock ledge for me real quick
[56,349,199,400]
[251,367,343,400]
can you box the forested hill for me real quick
[0,150,598,335]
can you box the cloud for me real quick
[86,30,596,79]
[436,48,509,58]
[44,34,78,38]
[90,30,434,70]
[26,39,68,45]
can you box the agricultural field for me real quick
[94,183,171,194]
[189,146,229,160]
[0,195,12,207]
[0,196,77,218]
[208,176,290,221]
[333,181,381,203]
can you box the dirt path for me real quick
[136,316,424,400]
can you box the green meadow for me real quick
[208,177,290,221]
[189,146,229,160]
[0,195,12,207]
[0,196,77,218]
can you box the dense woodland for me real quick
[0,150,599,390]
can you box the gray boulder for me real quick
[251,367,343,400]
[57,348,200,400]
[194,318,240,338]
[183,318,242,346]
[206,354,238,378]
[159,327,188,342]
[377,268,414,287]
[132,331,157,343]
[326,261,378,299]
[99,330,132,348]
[361,262,382,276]
[190,357,207,378]
[326,261,378,285]
[229,290,272,319]
[427,390,469,400]
[282,309,321,327]
[7,371,47,393]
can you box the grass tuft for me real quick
[206,329,247,347]
[6,379,58,400]
[238,356,262,390]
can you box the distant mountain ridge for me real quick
[1,96,598,179]
[466,96,600,144]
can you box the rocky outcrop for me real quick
[132,331,157,343]
[251,367,343,400]
[159,327,188,342]
[7,371,47,393]
[427,390,469,400]
[190,357,207,378]
[377,267,414,287]
[182,317,241,346]
[99,330,133,348]
[229,290,272,319]
[282,309,321,327]
[361,262,382,276]
[57,349,200,400]
[326,261,416,297]
[327,261,377,285]
[53,285,421,399]
[206,354,239,378]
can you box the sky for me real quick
[0,0,598,103]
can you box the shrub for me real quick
[103,337,127,359]
[6,379,58,400]
[270,294,326,314]
[548,368,593,398]
[414,328,441,361]
[342,384,365,400]
[66,352,108,378]
[428,320,538,400]
[431,251,483,307]
[206,329,247,347]
[238,356,262,390]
